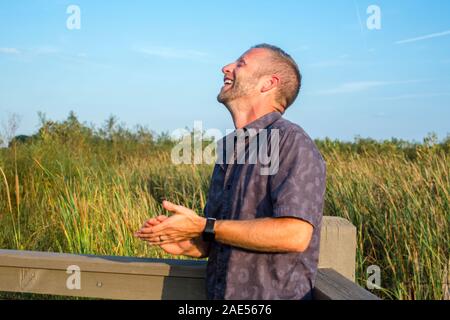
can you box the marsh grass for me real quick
[325,150,449,299]
[0,113,448,299]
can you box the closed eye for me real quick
[237,58,246,67]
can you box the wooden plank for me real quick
[0,250,207,299]
[314,269,380,300]
[0,265,206,300]
[0,249,206,278]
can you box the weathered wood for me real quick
[318,217,356,281]
[314,269,380,300]
[0,250,206,300]
[0,249,206,278]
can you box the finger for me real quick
[157,215,168,222]
[150,218,173,233]
[134,225,153,237]
[146,237,187,245]
[145,235,171,242]
[136,231,173,239]
[147,234,188,243]
[162,200,184,215]
[140,218,171,234]
[137,227,153,234]
[144,232,179,242]
[142,217,163,229]
[148,241,181,246]
[142,218,158,229]
[136,230,172,239]
[144,215,168,227]
[135,231,153,239]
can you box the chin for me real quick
[217,95,227,104]
[217,92,229,104]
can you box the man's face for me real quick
[217,48,269,105]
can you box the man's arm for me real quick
[214,217,313,253]
[136,201,314,254]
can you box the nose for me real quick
[222,62,235,75]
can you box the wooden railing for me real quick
[0,217,379,300]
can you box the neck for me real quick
[225,99,282,129]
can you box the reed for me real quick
[0,114,448,299]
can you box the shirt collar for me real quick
[243,111,282,131]
[217,111,282,169]
[222,111,282,143]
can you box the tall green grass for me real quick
[324,150,449,299]
[0,113,448,299]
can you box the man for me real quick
[135,44,327,300]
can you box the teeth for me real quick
[224,79,233,85]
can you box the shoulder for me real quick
[271,117,326,168]
[272,117,309,139]
[274,117,322,149]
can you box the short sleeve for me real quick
[270,130,327,229]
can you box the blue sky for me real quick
[0,0,449,142]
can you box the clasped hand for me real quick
[134,200,206,247]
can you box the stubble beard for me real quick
[217,76,257,106]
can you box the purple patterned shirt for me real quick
[204,111,327,300]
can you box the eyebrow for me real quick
[237,57,247,64]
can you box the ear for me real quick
[260,75,280,93]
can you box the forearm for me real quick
[214,218,312,253]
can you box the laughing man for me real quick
[135,44,327,300]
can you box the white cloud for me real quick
[0,47,20,55]
[375,92,450,101]
[0,46,110,69]
[0,46,62,57]
[396,29,450,44]
[34,46,61,55]
[134,46,208,60]
[315,81,389,95]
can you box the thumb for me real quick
[162,200,185,215]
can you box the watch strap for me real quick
[202,218,217,242]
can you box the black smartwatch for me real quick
[202,218,217,242]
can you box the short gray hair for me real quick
[251,44,302,109]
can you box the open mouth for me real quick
[223,77,234,87]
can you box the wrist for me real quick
[197,217,207,237]
[213,220,222,240]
